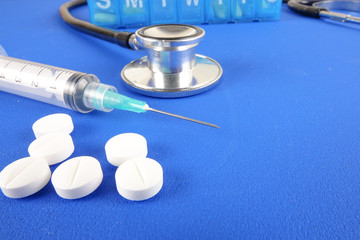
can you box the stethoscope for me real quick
[60,0,222,98]
[287,0,360,24]
[60,0,359,98]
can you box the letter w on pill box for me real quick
[88,0,282,28]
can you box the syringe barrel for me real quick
[0,55,99,113]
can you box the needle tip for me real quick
[148,107,219,129]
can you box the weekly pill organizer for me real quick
[87,0,282,28]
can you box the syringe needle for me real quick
[147,107,220,129]
[100,91,219,128]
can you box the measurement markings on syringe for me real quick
[34,67,46,88]
[0,55,80,107]
[51,71,66,90]
[0,57,77,90]
[15,64,28,83]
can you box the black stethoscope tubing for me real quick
[287,0,328,18]
[286,0,360,23]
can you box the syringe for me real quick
[0,55,219,128]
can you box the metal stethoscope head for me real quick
[60,0,222,98]
[123,24,222,98]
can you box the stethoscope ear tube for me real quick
[287,0,360,24]
[287,0,328,18]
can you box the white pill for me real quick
[0,157,51,198]
[105,133,148,167]
[28,132,74,165]
[115,158,163,201]
[32,113,74,138]
[51,156,103,199]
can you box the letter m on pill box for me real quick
[126,0,144,8]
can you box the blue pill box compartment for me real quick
[88,0,122,27]
[149,0,177,25]
[177,0,205,24]
[119,0,150,27]
[231,0,256,22]
[256,0,282,20]
[205,0,231,24]
[88,0,282,28]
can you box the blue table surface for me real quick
[1,1,360,239]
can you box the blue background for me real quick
[1,0,360,239]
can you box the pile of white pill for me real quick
[105,133,163,201]
[0,113,163,201]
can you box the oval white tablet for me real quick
[51,156,103,199]
[32,113,74,138]
[115,158,163,201]
[28,132,74,165]
[105,133,148,167]
[0,157,51,198]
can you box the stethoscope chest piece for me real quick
[121,24,222,98]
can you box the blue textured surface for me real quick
[1,0,360,239]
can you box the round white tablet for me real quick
[28,132,74,165]
[0,157,51,198]
[115,158,163,201]
[32,113,74,138]
[105,133,148,167]
[51,156,103,199]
